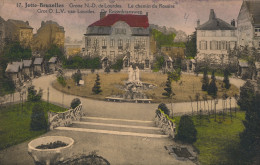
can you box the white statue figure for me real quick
[135,66,140,82]
[128,65,134,82]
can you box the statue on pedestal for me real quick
[128,65,134,82]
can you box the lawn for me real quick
[0,101,66,150]
[53,72,239,103]
[174,111,245,165]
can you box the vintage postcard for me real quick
[0,0,259,164]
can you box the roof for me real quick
[23,60,32,67]
[49,57,57,63]
[12,62,23,69]
[7,19,33,29]
[239,60,249,67]
[5,64,20,73]
[244,1,260,25]
[197,9,236,30]
[89,14,149,28]
[34,58,44,65]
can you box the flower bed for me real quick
[36,141,68,149]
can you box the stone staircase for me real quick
[55,116,168,138]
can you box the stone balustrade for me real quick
[48,104,83,130]
[155,110,176,138]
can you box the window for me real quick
[210,41,218,50]
[126,39,130,48]
[98,27,104,34]
[134,39,139,47]
[94,39,99,46]
[142,39,146,47]
[86,38,91,47]
[115,28,126,34]
[221,41,226,50]
[255,27,260,36]
[102,39,107,49]
[200,41,207,50]
[118,39,123,47]
[110,39,115,47]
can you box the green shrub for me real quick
[72,69,82,85]
[30,104,47,131]
[71,98,81,109]
[92,74,102,94]
[158,103,170,116]
[27,86,42,102]
[176,115,197,144]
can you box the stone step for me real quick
[71,121,162,135]
[55,127,168,138]
[81,116,155,127]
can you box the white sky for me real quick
[0,0,244,40]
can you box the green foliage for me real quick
[207,71,218,97]
[72,70,82,85]
[223,68,231,89]
[167,68,181,82]
[30,103,47,131]
[92,74,102,94]
[104,67,110,74]
[239,93,260,163]
[151,29,176,48]
[45,44,64,61]
[162,76,174,98]
[201,68,209,91]
[27,86,42,102]
[153,56,165,72]
[158,103,170,116]
[63,56,101,69]
[111,58,123,71]
[57,76,67,87]
[2,42,32,62]
[185,31,197,59]
[0,101,65,150]
[176,115,197,144]
[238,81,255,111]
[70,98,81,109]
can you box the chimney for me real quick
[197,19,200,27]
[231,19,236,27]
[209,9,216,20]
[100,11,107,20]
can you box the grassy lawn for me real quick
[0,101,66,150]
[53,72,239,103]
[174,111,245,165]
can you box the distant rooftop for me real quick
[5,63,20,73]
[7,19,33,29]
[23,60,32,67]
[34,58,44,65]
[49,57,57,63]
[197,9,236,30]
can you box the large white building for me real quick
[237,0,260,49]
[84,12,152,69]
[196,9,237,66]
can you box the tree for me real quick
[238,81,255,111]
[111,58,123,72]
[167,68,181,82]
[27,86,42,102]
[158,103,170,116]
[92,74,102,94]
[188,96,194,116]
[239,93,260,164]
[72,69,82,85]
[162,75,174,98]
[208,71,218,97]
[71,98,81,109]
[185,31,197,59]
[201,68,209,91]
[45,44,64,61]
[30,103,47,131]
[176,115,197,144]
[153,56,165,72]
[223,68,231,89]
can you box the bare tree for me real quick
[188,95,194,116]
[195,93,200,115]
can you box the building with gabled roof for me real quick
[237,0,260,49]
[23,59,33,77]
[196,9,238,68]
[33,57,44,74]
[5,19,33,47]
[84,12,152,69]
[5,63,22,84]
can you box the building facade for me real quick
[196,9,237,67]
[32,20,65,52]
[237,0,260,49]
[5,19,33,48]
[84,12,152,69]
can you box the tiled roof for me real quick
[49,57,57,63]
[12,62,23,69]
[89,14,149,28]
[245,1,260,25]
[23,60,32,67]
[5,63,20,73]
[197,9,236,30]
[34,58,44,65]
[7,19,33,29]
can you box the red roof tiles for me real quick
[89,14,149,28]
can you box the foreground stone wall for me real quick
[48,104,83,130]
[155,110,175,138]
